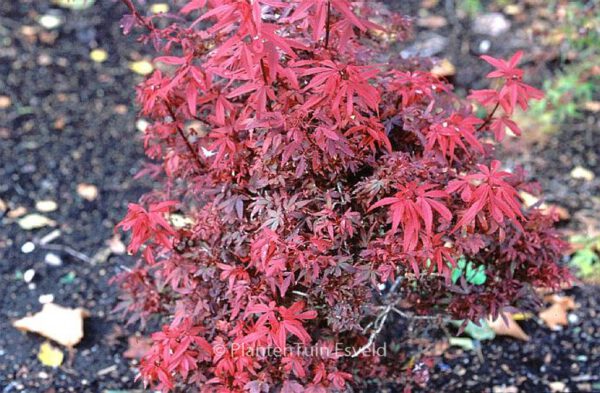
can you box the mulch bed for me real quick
[0,1,598,392]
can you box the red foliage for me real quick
[114,1,569,391]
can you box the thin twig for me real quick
[476,102,500,131]
[164,101,204,170]
[352,304,392,358]
[324,1,332,49]
[39,244,92,264]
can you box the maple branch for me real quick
[164,101,204,170]
[476,102,500,132]
[259,58,273,111]
[120,0,154,32]
[324,1,332,49]
[353,303,391,358]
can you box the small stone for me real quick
[548,381,566,393]
[76,183,98,201]
[479,39,491,53]
[584,101,600,112]
[35,200,58,213]
[493,386,518,393]
[21,242,36,254]
[504,4,523,15]
[0,96,11,109]
[114,104,128,115]
[568,313,579,324]
[473,13,511,37]
[37,53,52,66]
[38,371,49,379]
[18,214,56,230]
[44,253,62,267]
[417,15,447,29]
[38,294,54,304]
[54,0,95,10]
[570,166,595,181]
[24,269,36,283]
[38,14,63,30]
[136,118,150,132]
[401,32,448,58]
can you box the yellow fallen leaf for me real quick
[486,314,530,341]
[431,58,456,77]
[511,312,533,321]
[129,60,154,76]
[18,214,56,230]
[38,341,64,367]
[13,303,89,347]
[90,48,108,63]
[150,3,169,14]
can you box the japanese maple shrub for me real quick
[115,0,569,391]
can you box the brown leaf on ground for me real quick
[539,295,577,330]
[123,336,153,359]
[13,303,89,347]
[486,314,530,341]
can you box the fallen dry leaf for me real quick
[7,206,27,219]
[129,60,154,76]
[486,314,530,341]
[431,58,455,77]
[519,191,570,220]
[539,295,577,330]
[76,183,98,201]
[539,303,568,330]
[543,294,577,310]
[584,101,600,112]
[13,303,89,347]
[123,336,153,359]
[18,214,56,230]
[38,341,64,367]
[90,48,108,63]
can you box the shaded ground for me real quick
[0,1,598,393]
[0,1,148,391]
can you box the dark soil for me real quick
[0,1,598,393]
[419,285,600,393]
[0,0,149,391]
